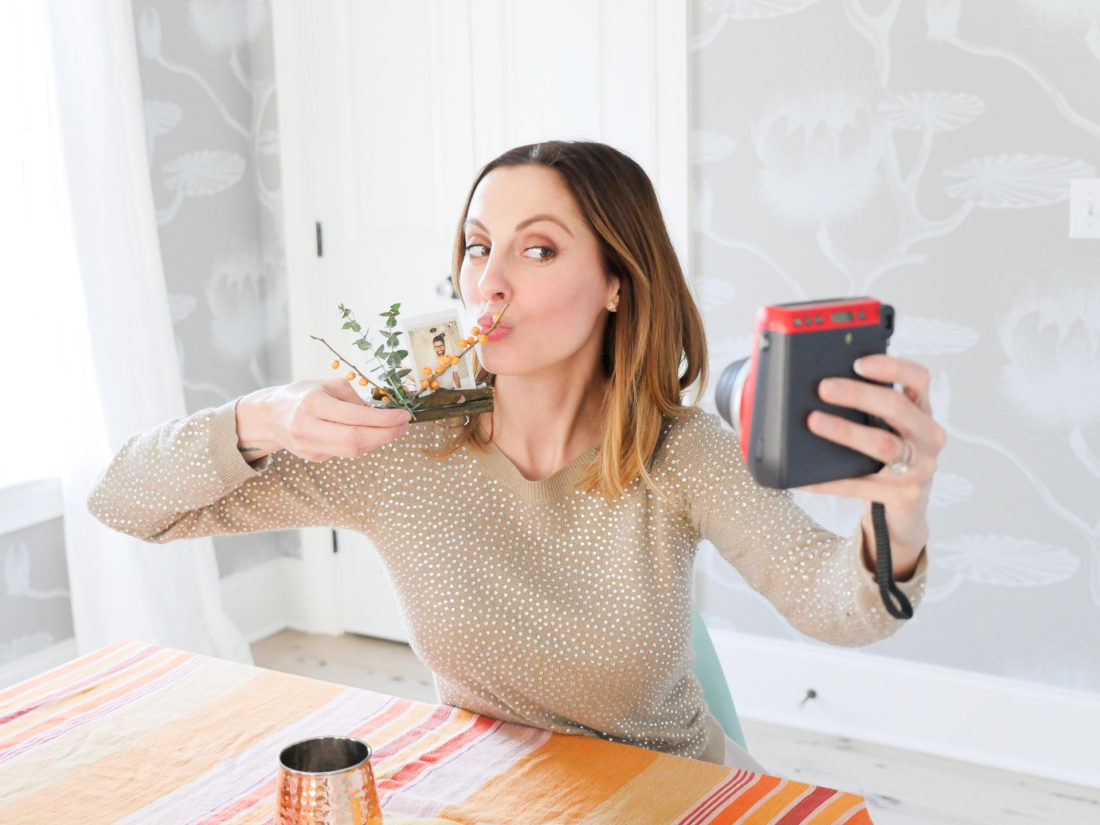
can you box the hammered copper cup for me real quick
[276,736,382,825]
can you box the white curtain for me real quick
[43,0,250,662]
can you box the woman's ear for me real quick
[607,274,622,309]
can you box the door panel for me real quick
[284,0,689,641]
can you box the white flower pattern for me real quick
[878,91,985,132]
[935,535,1079,587]
[943,154,1096,208]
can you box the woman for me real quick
[89,141,942,770]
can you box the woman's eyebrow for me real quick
[515,214,574,236]
[464,215,574,237]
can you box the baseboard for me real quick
[220,556,307,644]
[709,627,1100,790]
[0,638,79,690]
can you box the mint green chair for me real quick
[691,606,747,750]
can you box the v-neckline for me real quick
[475,439,601,504]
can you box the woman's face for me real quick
[458,164,620,381]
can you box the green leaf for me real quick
[385,316,397,329]
[386,334,399,347]
[349,321,361,332]
[342,321,355,330]
[394,350,408,360]
[374,345,385,358]
[397,368,411,379]
[390,302,401,313]
[355,340,372,350]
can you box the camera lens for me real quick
[716,358,750,431]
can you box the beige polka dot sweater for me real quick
[87,400,925,763]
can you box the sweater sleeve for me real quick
[86,399,383,543]
[666,409,926,647]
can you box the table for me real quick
[0,641,874,824]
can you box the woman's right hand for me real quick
[234,379,412,462]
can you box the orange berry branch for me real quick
[311,301,510,416]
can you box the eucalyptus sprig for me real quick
[310,302,417,413]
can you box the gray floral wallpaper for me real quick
[691,0,1100,694]
[0,519,72,668]
[132,0,297,576]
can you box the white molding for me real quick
[0,638,78,690]
[654,0,692,278]
[710,627,1100,790]
[220,556,307,643]
[0,477,64,535]
[270,0,321,386]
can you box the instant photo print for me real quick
[401,308,477,391]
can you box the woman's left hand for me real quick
[798,353,946,579]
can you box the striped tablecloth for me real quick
[0,641,873,824]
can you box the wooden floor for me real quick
[252,629,1099,825]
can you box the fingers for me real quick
[286,415,410,462]
[312,381,413,428]
[818,376,925,437]
[807,409,914,469]
[854,354,932,412]
[271,379,414,462]
[802,354,947,509]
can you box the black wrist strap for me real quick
[871,502,914,620]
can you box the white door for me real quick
[274,0,691,641]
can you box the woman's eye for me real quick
[523,246,555,261]
[465,243,490,258]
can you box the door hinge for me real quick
[315,221,324,257]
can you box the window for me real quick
[0,1,77,489]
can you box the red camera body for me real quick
[722,297,894,489]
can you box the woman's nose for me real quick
[475,250,511,304]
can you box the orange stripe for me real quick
[741,780,811,823]
[0,641,137,709]
[439,734,659,825]
[839,806,874,825]
[0,649,190,748]
[1,669,343,825]
[706,773,781,823]
[577,752,731,825]
[804,792,869,825]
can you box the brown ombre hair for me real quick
[443,141,707,498]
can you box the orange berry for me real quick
[493,313,500,323]
[449,355,460,365]
[358,377,367,386]
[422,366,432,375]
[479,334,488,344]
[430,380,439,389]
[345,371,356,380]
[471,326,481,336]
[421,379,430,389]
[460,339,469,348]
[331,360,339,369]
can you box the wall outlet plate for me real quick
[1069,178,1100,239]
